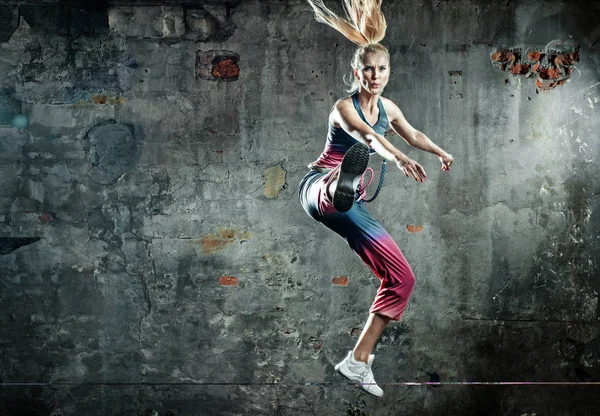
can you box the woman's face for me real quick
[354,51,390,95]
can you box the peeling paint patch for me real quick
[199,228,252,253]
[332,276,349,286]
[263,164,287,199]
[407,225,424,233]
[218,276,238,286]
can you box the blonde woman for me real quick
[297,0,454,396]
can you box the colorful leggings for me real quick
[298,169,415,321]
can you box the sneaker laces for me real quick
[356,160,387,203]
[361,361,376,384]
[356,167,374,202]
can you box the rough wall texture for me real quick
[1,0,599,415]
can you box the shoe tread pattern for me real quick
[333,143,370,212]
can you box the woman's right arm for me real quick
[331,99,426,182]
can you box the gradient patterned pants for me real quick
[298,169,415,321]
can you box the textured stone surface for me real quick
[108,6,185,39]
[0,0,600,415]
[0,237,40,254]
[87,121,139,185]
[0,6,18,42]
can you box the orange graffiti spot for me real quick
[407,225,424,233]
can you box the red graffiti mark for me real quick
[407,225,424,233]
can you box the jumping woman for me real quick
[297,0,455,397]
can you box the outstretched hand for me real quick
[440,153,454,171]
[396,158,426,183]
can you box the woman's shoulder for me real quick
[335,95,354,105]
[380,95,399,107]
[328,95,354,127]
[380,96,401,118]
[331,95,355,112]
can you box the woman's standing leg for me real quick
[352,313,391,363]
[321,202,416,358]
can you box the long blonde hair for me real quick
[306,0,389,93]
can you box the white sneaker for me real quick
[334,351,384,397]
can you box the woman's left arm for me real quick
[386,99,454,171]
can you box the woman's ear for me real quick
[353,68,359,81]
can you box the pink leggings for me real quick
[298,170,415,321]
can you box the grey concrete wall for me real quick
[0,0,599,415]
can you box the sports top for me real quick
[309,92,389,170]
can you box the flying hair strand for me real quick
[306,0,387,46]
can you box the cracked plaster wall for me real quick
[0,1,600,415]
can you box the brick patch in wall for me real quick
[218,276,238,286]
[491,40,579,91]
[332,276,349,286]
[407,225,424,233]
[196,50,240,81]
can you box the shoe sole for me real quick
[333,143,370,212]
[334,362,384,397]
